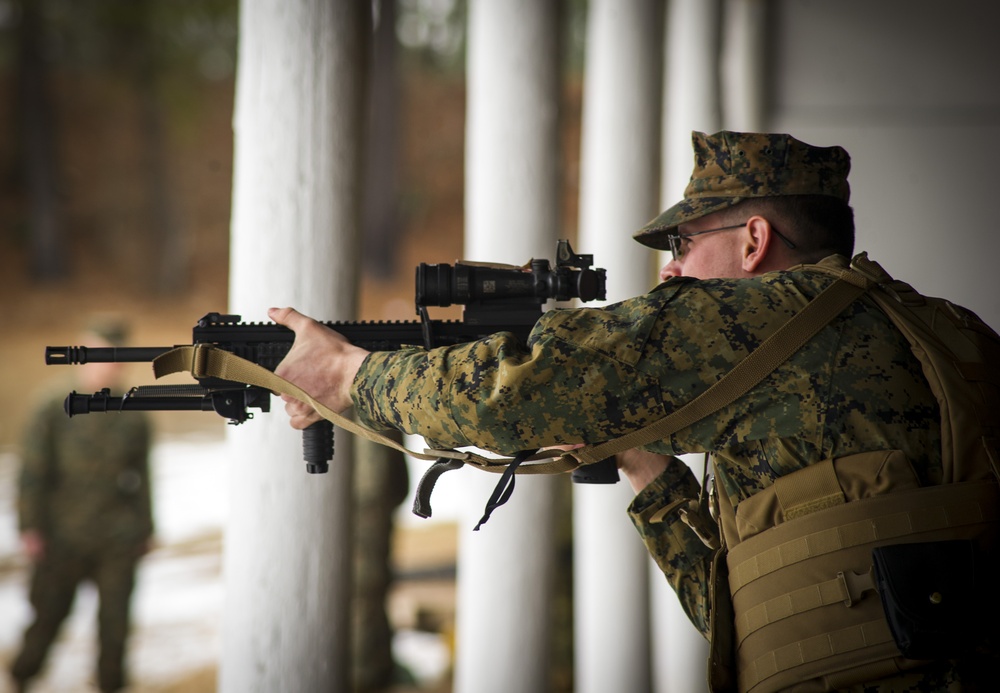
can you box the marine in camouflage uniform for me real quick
[348,133,995,691]
[273,132,997,690]
[10,323,153,693]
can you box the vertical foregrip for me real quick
[303,420,334,473]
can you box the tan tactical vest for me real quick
[708,254,1000,692]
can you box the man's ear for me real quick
[742,216,772,273]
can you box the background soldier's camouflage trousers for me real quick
[11,541,142,692]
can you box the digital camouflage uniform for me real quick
[12,383,153,692]
[350,133,997,690]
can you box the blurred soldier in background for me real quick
[8,317,154,693]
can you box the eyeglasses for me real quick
[664,221,797,262]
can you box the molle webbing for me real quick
[726,478,1000,693]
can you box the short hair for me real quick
[720,195,856,262]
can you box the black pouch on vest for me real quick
[871,539,975,660]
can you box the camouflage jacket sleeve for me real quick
[350,258,941,635]
[626,459,715,636]
[351,279,690,454]
[350,260,935,463]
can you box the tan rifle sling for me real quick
[151,255,1000,484]
[151,262,875,478]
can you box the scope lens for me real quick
[415,263,454,307]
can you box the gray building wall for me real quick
[759,0,999,328]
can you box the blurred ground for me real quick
[0,436,458,693]
[0,437,226,693]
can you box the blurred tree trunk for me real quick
[352,430,408,692]
[362,0,402,279]
[17,0,67,282]
[137,71,186,295]
[120,4,186,295]
[354,5,408,689]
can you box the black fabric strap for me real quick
[473,449,535,531]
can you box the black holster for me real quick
[872,539,978,660]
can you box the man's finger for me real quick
[269,306,313,332]
[284,399,320,430]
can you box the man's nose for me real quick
[659,260,682,281]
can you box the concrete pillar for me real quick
[663,0,723,202]
[573,1,664,691]
[220,2,368,691]
[652,2,721,691]
[648,455,710,693]
[722,0,768,131]
[453,2,561,693]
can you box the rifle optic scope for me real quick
[416,255,606,308]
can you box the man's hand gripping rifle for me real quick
[45,241,620,486]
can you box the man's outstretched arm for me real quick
[269,307,371,429]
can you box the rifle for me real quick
[45,240,621,490]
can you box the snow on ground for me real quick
[0,435,227,692]
[0,433,454,692]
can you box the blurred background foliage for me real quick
[0,0,241,293]
[0,0,239,78]
[0,0,587,444]
[0,0,584,293]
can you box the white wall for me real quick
[761,0,1000,329]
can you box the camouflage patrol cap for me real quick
[634,131,851,250]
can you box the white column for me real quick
[220,2,367,691]
[574,1,664,691]
[453,2,561,693]
[650,553,710,693]
[653,2,721,691]
[722,0,768,131]
[663,0,723,204]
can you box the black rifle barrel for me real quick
[46,346,172,365]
